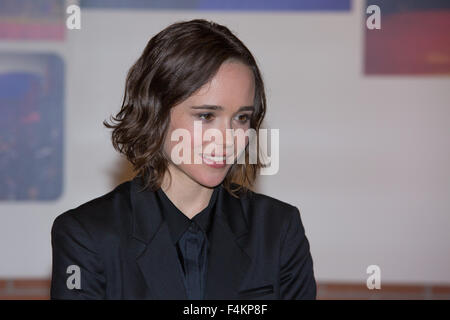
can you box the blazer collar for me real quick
[129,175,251,299]
[155,183,220,245]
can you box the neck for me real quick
[160,163,214,219]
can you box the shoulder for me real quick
[51,180,132,242]
[224,184,307,249]
[230,183,301,226]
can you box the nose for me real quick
[214,118,235,156]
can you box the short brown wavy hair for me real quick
[103,19,267,198]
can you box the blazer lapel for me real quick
[204,184,252,299]
[129,175,252,300]
[130,176,187,299]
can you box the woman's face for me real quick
[162,60,255,188]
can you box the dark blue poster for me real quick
[0,53,64,201]
[80,0,350,11]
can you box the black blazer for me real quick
[50,175,316,300]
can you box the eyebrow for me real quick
[190,104,255,112]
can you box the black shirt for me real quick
[155,186,219,300]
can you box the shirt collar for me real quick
[156,185,220,244]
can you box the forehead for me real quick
[187,61,255,108]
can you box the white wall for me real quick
[1,0,449,284]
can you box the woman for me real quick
[50,19,316,300]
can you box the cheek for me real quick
[162,128,173,157]
[233,129,250,154]
[164,113,196,155]
[188,127,204,161]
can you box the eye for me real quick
[197,113,214,121]
[236,114,251,124]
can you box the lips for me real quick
[202,154,226,163]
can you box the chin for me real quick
[184,165,231,188]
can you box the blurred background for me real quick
[0,0,449,299]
